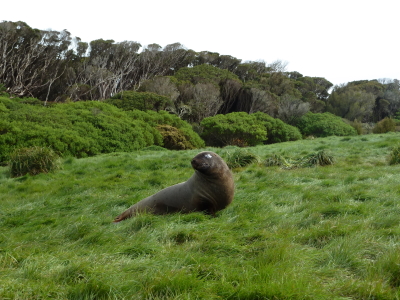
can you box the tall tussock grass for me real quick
[225,148,260,168]
[388,144,400,165]
[8,146,61,177]
[265,150,334,169]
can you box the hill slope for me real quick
[1,133,400,299]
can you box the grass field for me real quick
[1,132,400,299]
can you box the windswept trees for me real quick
[0,21,72,100]
[0,21,192,102]
[1,20,399,130]
[138,62,335,125]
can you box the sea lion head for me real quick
[191,151,228,175]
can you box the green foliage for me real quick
[252,111,302,143]
[0,99,166,162]
[156,125,197,150]
[0,83,8,96]
[326,89,375,122]
[388,144,400,165]
[106,91,172,111]
[129,110,205,149]
[0,97,205,162]
[373,117,396,134]
[225,149,260,168]
[0,96,24,110]
[350,119,364,135]
[200,112,301,147]
[8,146,61,177]
[201,112,267,147]
[141,145,168,151]
[297,112,358,137]
[174,64,239,85]
[295,76,333,101]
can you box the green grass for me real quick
[1,133,400,299]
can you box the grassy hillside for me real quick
[1,133,400,299]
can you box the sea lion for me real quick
[113,151,234,222]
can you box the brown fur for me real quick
[113,151,234,222]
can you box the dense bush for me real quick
[0,98,205,163]
[8,146,61,177]
[201,112,266,147]
[200,112,301,147]
[388,144,400,165]
[129,110,205,149]
[373,117,396,134]
[251,112,302,143]
[156,125,197,150]
[0,100,160,162]
[350,119,364,135]
[106,91,172,111]
[0,83,8,97]
[296,112,357,137]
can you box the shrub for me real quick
[141,145,168,151]
[388,144,400,165]
[0,83,8,96]
[156,125,197,150]
[373,118,396,134]
[106,91,172,112]
[0,97,203,163]
[297,112,357,137]
[0,99,163,162]
[252,112,302,143]
[9,146,61,177]
[0,96,24,110]
[350,119,364,135]
[201,112,267,147]
[201,112,301,147]
[129,110,205,149]
[225,149,260,168]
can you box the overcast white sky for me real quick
[2,0,399,86]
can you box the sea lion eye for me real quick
[204,154,212,158]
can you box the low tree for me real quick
[188,83,223,123]
[326,88,375,122]
[139,76,180,103]
[248,88,277,115]
[276,96,310,125]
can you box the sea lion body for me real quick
[113,151,234,222]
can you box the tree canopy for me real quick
[1,20,399,135]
